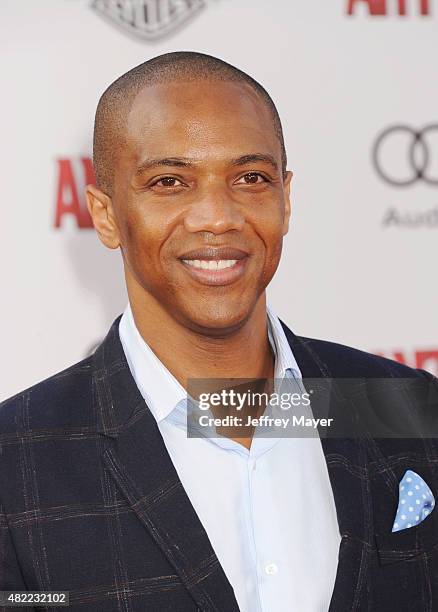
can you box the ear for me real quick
[85,184,121,249]
[282,170,293,236]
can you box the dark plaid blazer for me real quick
[1,315,438,611]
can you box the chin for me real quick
[183,300,254,336]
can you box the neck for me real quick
[127,289,275,392]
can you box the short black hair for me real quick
[93,51,287,195]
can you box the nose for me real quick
[184,186,245,235]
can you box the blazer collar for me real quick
[93,314,144,438]
[92,314,329,437]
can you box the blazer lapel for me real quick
[280,320,370,611]
[92,317,240,612]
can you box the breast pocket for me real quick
[374,504,438,565]
[369,507,438,611]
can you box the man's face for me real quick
[110,80,291,334]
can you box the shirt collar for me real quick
[266,301,302,380]
[119,304,186,422]
[119,301,302,424]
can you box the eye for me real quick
[235,172,269,185]
[150,176,184,188]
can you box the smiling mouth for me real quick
[178,246,250,286]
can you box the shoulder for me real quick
[0,355,94,435]
[296,335,435,380]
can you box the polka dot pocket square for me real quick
[392,469,435,532]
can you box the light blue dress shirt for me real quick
[119,302,341,612]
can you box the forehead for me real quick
[123,80,279,163]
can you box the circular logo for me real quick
[372,124,438,187]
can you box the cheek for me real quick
[121,211,164,269]
[256,210,285,277]
[259,238,283,289]
[255,206,285,256]
[265,237,283,271]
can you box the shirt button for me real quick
[249,460,256,472]
[264,562,278,575]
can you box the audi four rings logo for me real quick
[372,125,438,187]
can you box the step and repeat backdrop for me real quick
[1,0,437,399]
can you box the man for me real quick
[1,52,437,612]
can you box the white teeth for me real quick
[182,259,238,270]
[217,260,233,270]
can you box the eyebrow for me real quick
[135,157,193,175]
[135,153,279,175]
[230,154,278,171]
